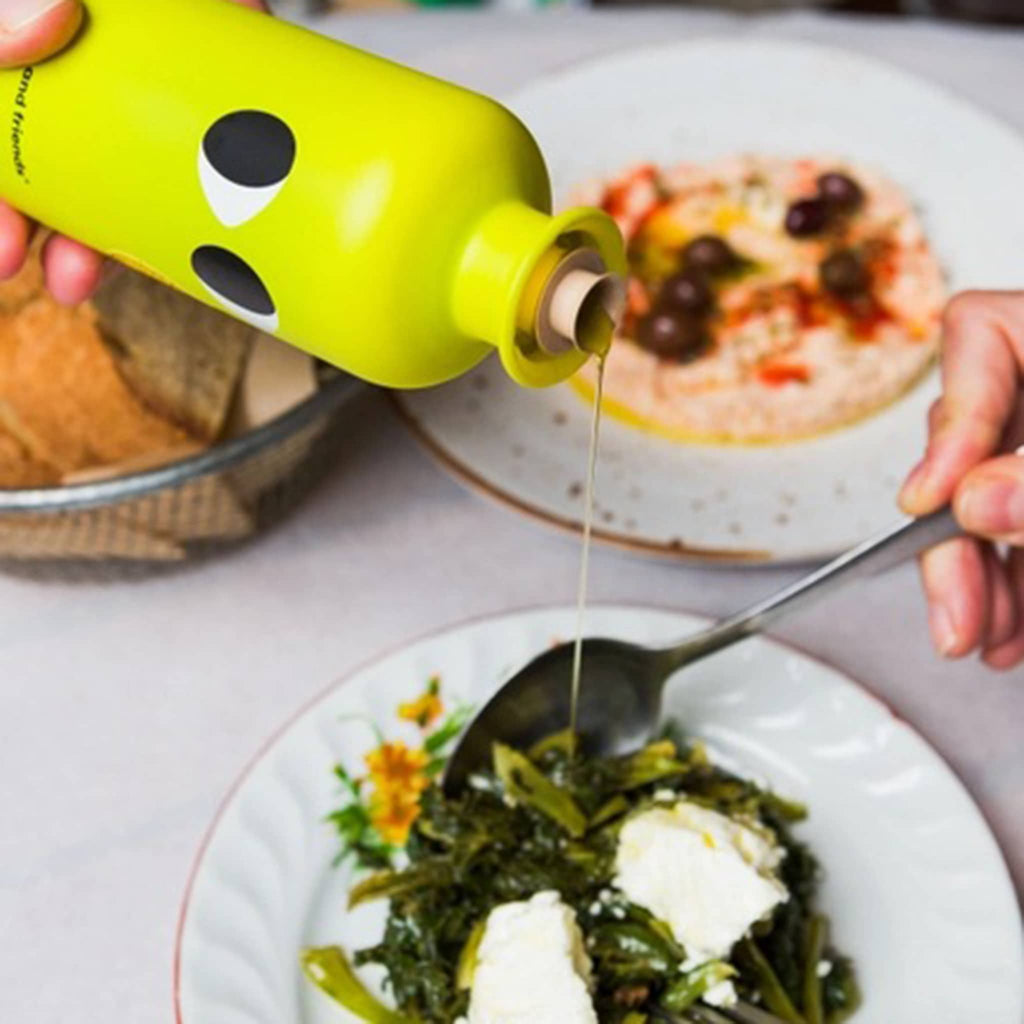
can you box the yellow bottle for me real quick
[0,0,625,388]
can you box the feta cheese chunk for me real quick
[467,891,597,1024]
[703,978,739,1008]
[614,801,788,964]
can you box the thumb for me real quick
[0,0,83,67]
[953,452,1024,545]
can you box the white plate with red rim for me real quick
[394,38,1024,564]
[175,605,1023,1024]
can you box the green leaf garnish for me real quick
[348,861,452,909]
[660,960,736,1012]
[301,946,409,1024]
[492,743,587,837]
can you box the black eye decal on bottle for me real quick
[199,111,297,227]
[192,245,278,331]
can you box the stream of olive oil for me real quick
[569,354,606,739]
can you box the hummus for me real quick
[574,156,945,443]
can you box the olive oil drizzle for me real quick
[569,354,606,739]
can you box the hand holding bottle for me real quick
[0,0,268,304]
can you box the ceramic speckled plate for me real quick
[176,606,1024,1024]
[395,39,1024,563]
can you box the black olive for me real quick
[636,309,708,359]
[820,249,870,298]
[817,171,864,212]
[658,270,713,315]
[785,198,831,238]
[682,234,738,276]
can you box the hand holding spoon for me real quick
[443,508,958,794]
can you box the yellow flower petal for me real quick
[369,788,422,846]
[398,692,444,729]
[365,741,430,799]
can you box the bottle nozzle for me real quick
[453,202,625,386]
[536,250,626,358]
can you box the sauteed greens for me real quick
[304,727,859,1024]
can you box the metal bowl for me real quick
[0,370,360,581]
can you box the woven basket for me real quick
[0,371,359,581]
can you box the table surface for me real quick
[3,9,1023,1024]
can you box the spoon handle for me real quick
[659,507,960,674]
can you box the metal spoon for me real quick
[443,508,959,794]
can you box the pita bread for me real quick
[92,271,257,441]
[0,296,195,475]
[0,424,55,489]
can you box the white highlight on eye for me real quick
[199,148,286,228]
[196,278,279,333]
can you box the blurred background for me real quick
[271,0,1024,23]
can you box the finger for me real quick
[918,536,990,658]
[953,453,1024,544]
[927,397,945,438]
[0,201,31,279]
[985,632,1024,670]
[1001,393,1024,451]
[981,547,1019,651]
[900,292,1022,515]
[0,0,83,67]
[983,549,1024,670]
[42,233,104,305]
[0,0,261,67]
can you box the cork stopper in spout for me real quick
[535,249,626,358]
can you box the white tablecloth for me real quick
[2,10,1022,1024]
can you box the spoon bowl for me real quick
[442,639,665,793]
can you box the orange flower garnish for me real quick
[365,741,430,796]
[369,788,422,846]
